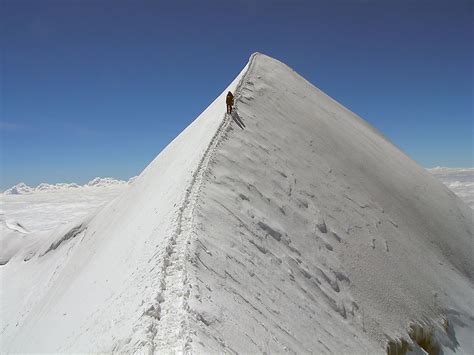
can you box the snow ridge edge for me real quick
[150,53,259,353]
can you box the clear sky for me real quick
[1,0,472,189]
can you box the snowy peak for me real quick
[184,54,474,353]
[35,182,80,192]
[3,182,34,195]
[1,53,473,354]
[85,177,127,187]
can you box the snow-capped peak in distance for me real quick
[85,177,128,187]
[2,182,34,195]
[427,166,474,175]
[2,177,137,195]
[1,53,472,354]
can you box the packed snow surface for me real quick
[1,53,473,354]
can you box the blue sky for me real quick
[1,0,472,189]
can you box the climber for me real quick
[226,91,234,114]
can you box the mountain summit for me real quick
[1,53,472,354]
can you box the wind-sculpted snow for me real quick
[1,53,473,354]
[41,223,87,256]
[182,54,474,353]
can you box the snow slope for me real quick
[0,58,251,352]
[0,185,128,265]
[1,53,473,354]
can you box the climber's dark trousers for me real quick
[227,105,233,114]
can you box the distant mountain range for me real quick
[2,177,137,195]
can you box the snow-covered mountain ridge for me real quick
[2,177,136,195]
[1,53,472,354]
